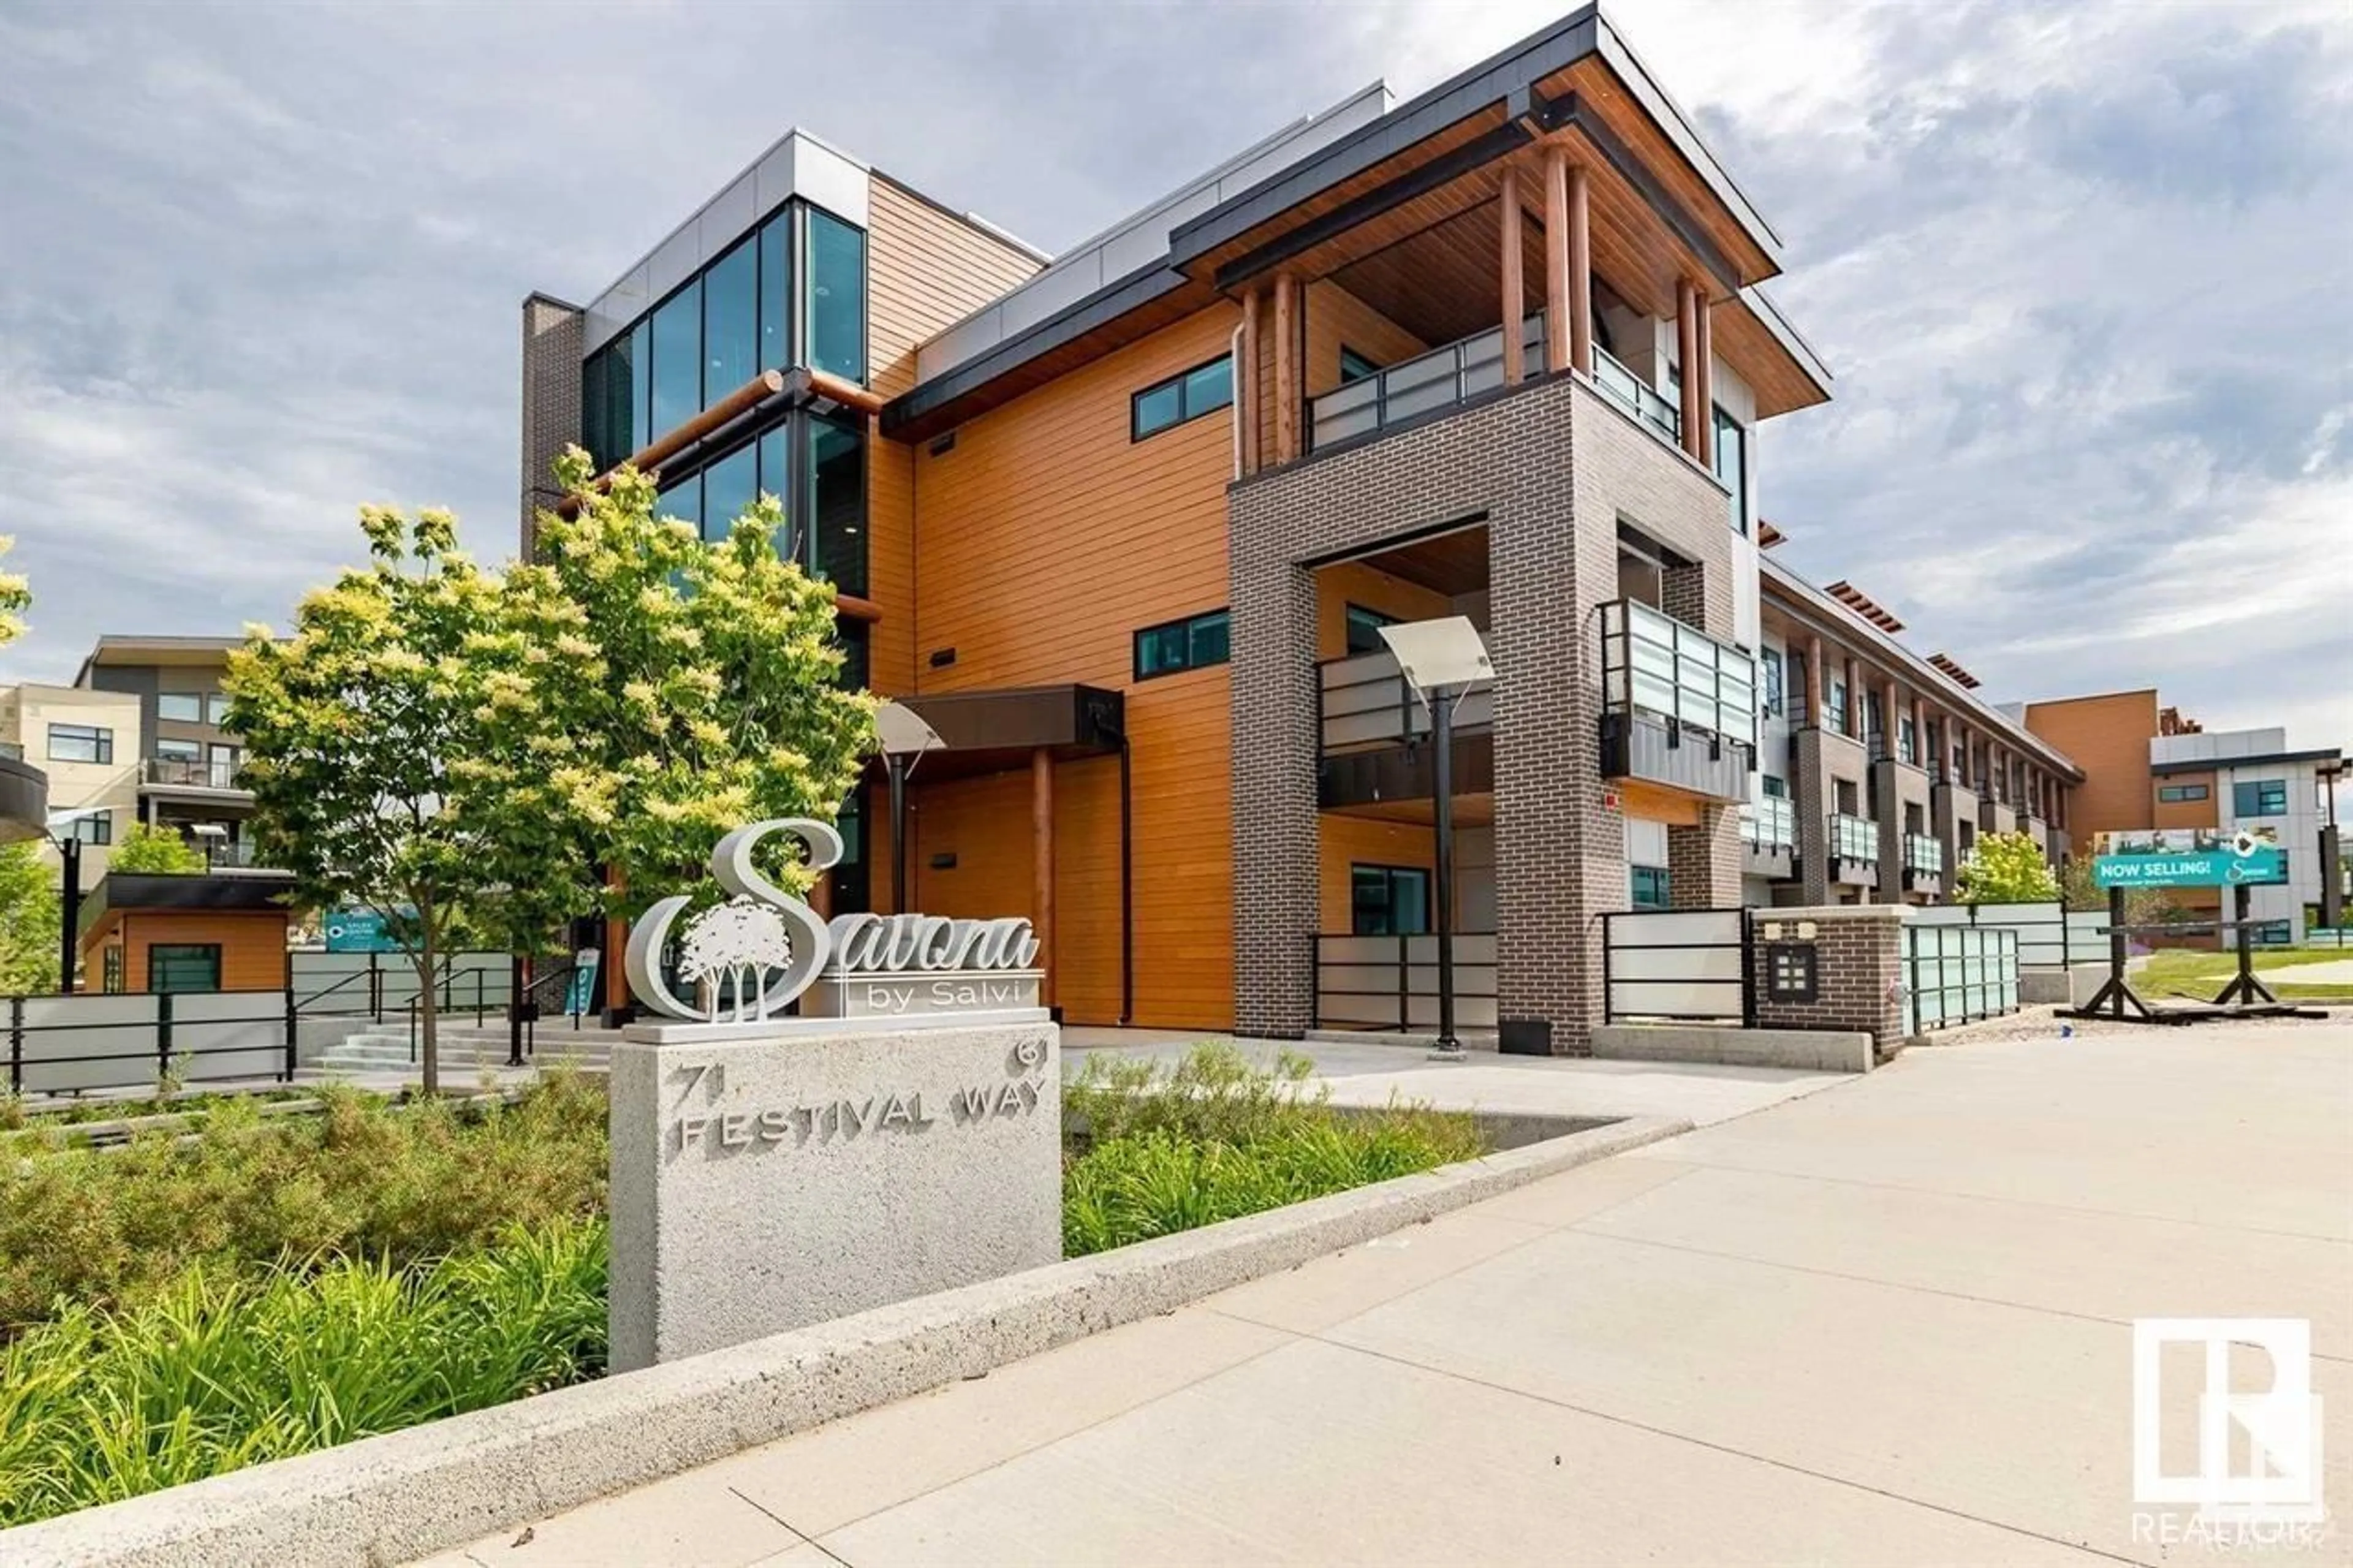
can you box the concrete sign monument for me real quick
[610,818,1059,1372]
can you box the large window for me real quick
[702,237,760,401]
[48,724,112,765]
[650,279,703,439]
[156,737,201,763]
[207,694,232,725]
[1351,865,1430,936]
[1898,714,1918,766]
[807,207,866,384]
[2232,779,2288,817]
[1826,679,1849,736]
[699,444,758,544]
[158,692,204,722]
[1131,356,1234,441]
[1712,406,1748,535]
[1339,347,1380,384]
[807,413,867,597]
[1134,609,1231,680]
[1344,603,1398,656]
[2158,783,2210,804]
[66,811,112,846]
[148,944,222,994]
[1759,647,1784,718]
[580,200,868,472]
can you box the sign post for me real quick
[2071,828,2293,1022]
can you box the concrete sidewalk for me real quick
[427,1023,2353,1567]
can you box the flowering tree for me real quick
[510,450,874,916]
[1956,830,2061,905]
[224,508,580,1094]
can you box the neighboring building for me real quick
[72,636,262,866]
[1747,537,2082,908]
[0,681,143,890]
[527,6,2007,1050]
[2023,689,2345,944]
[80,869,298,994]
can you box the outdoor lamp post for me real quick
[191,821,228,870]
[873,700,944,912]
[42,808,107,994]
[1376,616,1495,1061]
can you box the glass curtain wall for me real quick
[643,412,865,595]
[580,199,863,471]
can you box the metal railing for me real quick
[1317,648,1495,752]
[1312,933,1498,1032]
[1591,346,1681,446]
[1742,796,1797,850]
[7,991,295,1097]
[1308,315,1547,451]
[1829,812,1879,862]
[146,756,244,790]
[1904,833,1945,874]
[1599,598,1758,753]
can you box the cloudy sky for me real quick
[1,0,2345,757]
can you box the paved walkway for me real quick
[430,1023,2353,1567]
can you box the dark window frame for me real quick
[1711,403,1749,536]
[148,943,222,995]
[1131,354,1235,442]
[2232,779,2289,817]
[1350,863,1431,936]
[1759,646,1784,718]
[1132,608,1232,681]
[48,723,113,765]
[1338,346,1381,384]
[1629,863,1672,911]
[1343,602,1399,656]
[157,692,205,724]
[2157,783,2211,804]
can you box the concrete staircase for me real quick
[309,1023,617,1077]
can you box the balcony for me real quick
[1903,832,1945,895]
[1826,811,1879,888]
[1598,599,1756,805]
[1317,648,1494,811]
[1742,795,1796,881]
[1309,316,1547,453]
[1591,346,1681,447]
[145,756,246,793]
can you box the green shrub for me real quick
[1062,1045,1485,1256]
[0,1217,605,1528]
[0,1071,607,1336]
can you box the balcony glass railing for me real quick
[1309,315,1547,452]
[1591,346,1681,447]
[1905,833,1944,874]
[147,756,243,790]
[1742,795,1797,851]
[1318,648,1495,753]
[1599,598,1757,754]
[1829,812,1879,862]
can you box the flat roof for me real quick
[75,636,247,687]
[2151,748,2344,776]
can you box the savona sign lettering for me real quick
[623,819,1043,1028]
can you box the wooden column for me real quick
[1272,273,1299,464]
[1499,167,1525,385]
[1566,161,1593,374]
[1805,634,1824,728]
[603,868,628,1016]
[1240,287,1262,475]
[1542,151,1571,373]
[1031,748,1055,1010]
[1699,303,1719,460]
[1676,278,1703,459]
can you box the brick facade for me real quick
[1794,726,1870,904]
[1228,373,1737,1053]
[520,295,585,558]
[1750,904,1909,1043]
[1873,756,1933,900]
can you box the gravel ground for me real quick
[1907,1000,2349,1047]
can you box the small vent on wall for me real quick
[929,852,958,871]
[928,648,958,669]
[928,432,958,457]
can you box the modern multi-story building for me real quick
[0,681,142,890]
[2023,689,2345,943]
[72,637,262,865]
[1746,532,2082,909]
[519,6,2094,1050]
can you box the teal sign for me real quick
[2091,828,2285,889]
[324,907,402,952]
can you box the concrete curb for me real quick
[0,1114,1686,1568]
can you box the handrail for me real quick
[1318,648,1495,752]
[1590,345,1681,445]
[1308,314,1547,452]
[1742,795,1797,849]
[1829,812,1879,862]
[1598,598,1759,754]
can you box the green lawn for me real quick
[2137,947,2353,1002]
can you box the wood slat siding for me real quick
[862,178,1042,697]
[1318,816,1438,934]
[911,306,1246,1028]
[93,912,290,994]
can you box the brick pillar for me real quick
[1669,805,1743,907]
[1229,552,1319,1039]
[1750,904,1909,1044]
[520,294,585,559]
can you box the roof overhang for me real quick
[75,637,247,686]
[2151,748,2344,776]
[79,869,298,936]
[885,684,1126,782]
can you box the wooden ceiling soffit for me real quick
[1711,295,1830,418]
